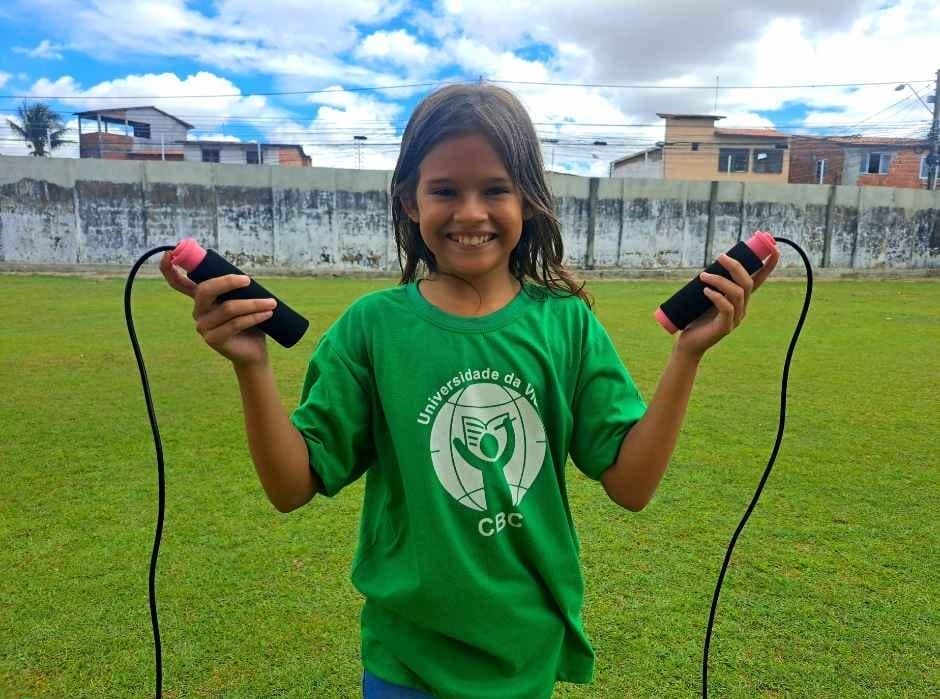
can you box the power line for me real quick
[2,76,934,100]
[489,78,935,90]
[95,116,931,129]
[838,85,934,134]
[6,116,928,137]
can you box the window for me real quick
[861,152,889,174]
[718,148,749,173]
[920,155,938,181]
[246,148,261,165]
[691,142,700,151]
[132,122,151,139]
[815,159,827,184]
[201,148,220,163]
[752,148,784,174]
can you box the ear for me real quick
[523,204,535,221]
[402,197,420,223]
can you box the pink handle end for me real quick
[169,238,207,272]
[654,307,679,334]
[745,231,777,262]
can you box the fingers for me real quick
[159,253,198,297]
[195,296,277,336]
[702,287,735,334]
[192,273,251,319]
[717,253,755,296]
[199,307,275,347]
[700,255,748,326]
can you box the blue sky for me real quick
[0,0,936,173]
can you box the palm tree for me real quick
[6,101,71,156]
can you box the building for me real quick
[76,107,191,161]
[75,106,310,166]
[181,140,311,167]
[611,113,790,183]
[788,135,935,189]
[610,146,664,179]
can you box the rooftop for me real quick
[73,106,195,130]
[716,128,789,139]
[657,113,725,120]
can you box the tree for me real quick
[6,101,71,156]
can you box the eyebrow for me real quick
[424,177,513,186]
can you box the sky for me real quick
[0,0,937,175]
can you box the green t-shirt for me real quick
[290,281,647,699]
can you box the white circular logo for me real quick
[429,382,546,512]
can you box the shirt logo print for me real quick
[429,382,546,512]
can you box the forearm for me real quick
[601,345,702,511]
[233,360,319,512]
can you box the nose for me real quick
[453,192,488,224]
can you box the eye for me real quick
[430,188,456,197]
[486,186,510,196]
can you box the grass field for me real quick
[0,273,937,698]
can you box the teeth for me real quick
[452,235,493,247]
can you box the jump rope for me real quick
[125,232,812,698]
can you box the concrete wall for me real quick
[1,154,938,272]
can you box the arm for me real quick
[157,256,322,513]
[234,360,322,513]
[600,346,700,511]
[601,247,780,511]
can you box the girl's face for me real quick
[405,132,526,284]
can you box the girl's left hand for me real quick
[675,244,781,358]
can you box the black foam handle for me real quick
[186,249,309,348]
[659,241,764,332]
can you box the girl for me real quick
[160,84,779,699]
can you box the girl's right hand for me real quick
[159,252,277,367]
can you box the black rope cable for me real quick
[702,237,813,698]
[125,239,811,699]
[124,245,175,699]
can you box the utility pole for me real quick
[928,68,940,191]
[354,135,367,169]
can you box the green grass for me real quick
[1,274,937,698]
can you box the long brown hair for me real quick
[390,83,592,307]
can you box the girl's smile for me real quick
[446,233,498,248]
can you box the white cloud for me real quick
[268,87,405,169]
[740,3,939,138]
[356,30,432,66]
[212,0,407,53]
[22,0,410,87]
[0,72,10,89]
[6,0,937,173]
[186,133,242,142]
[447,38,550,83]
[26,71,288,134]
[425,0,936,171]
[13,39,64,60]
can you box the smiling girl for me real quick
[160,83,778,699]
